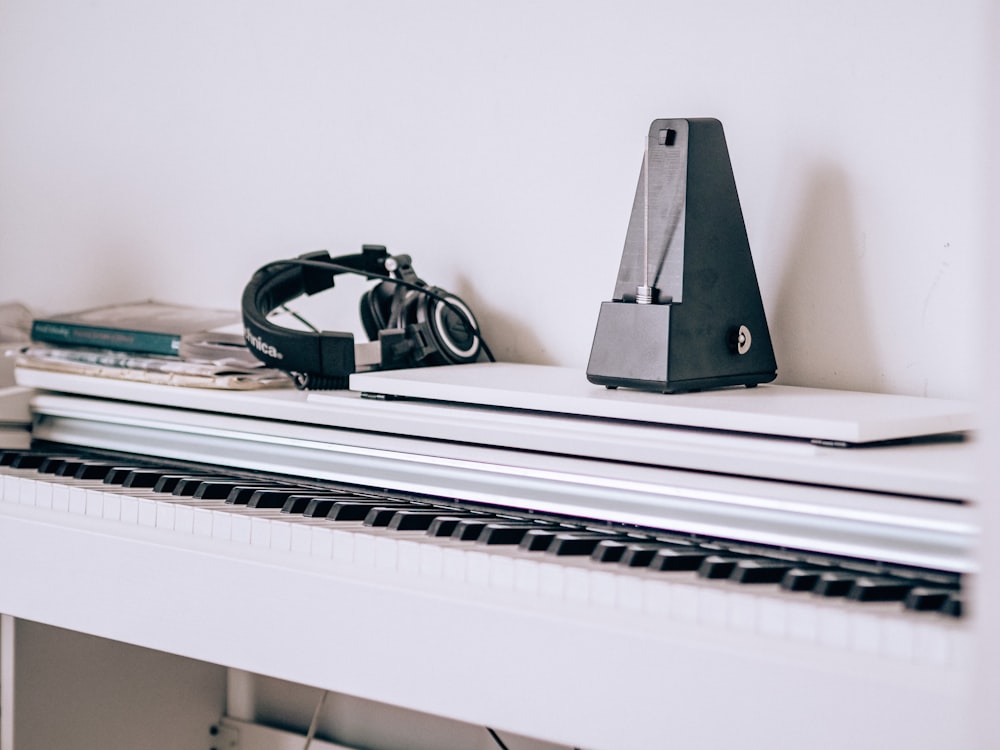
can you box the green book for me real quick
[30,301,241,357]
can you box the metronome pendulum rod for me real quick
[637,138,654,305]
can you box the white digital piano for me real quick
[0,363,980,750]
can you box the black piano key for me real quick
[781,567,823,591]
[546,533,627,556]
[591,539,629,563]
[103,466,145,485]
[648,546,714,572]
[173,477,225,496]
[247,489,338,509]
[387,510,474,532]
[192,481,266,500]
[38,457,77,474]
[363,506,410,527]
[304,498,340,518]
[729,558,799,584]
[942,594,964,618]
[0,450,26,466]
[812,571,859,597]
[451,518,499,541]
[698,555,745,579]
[281,495,323,514]
[327,500,402,521]
[73,463,117,481]
[226,485,287,505]
[517,526,587,551]
[619,544,661,568]
[10,453,48,469]
[427,516,470,537]
[122,470,171,489]
[478,523,562,546]
[54,460,88,477]
[903,587,957,612]
[152,475,201,493]
[846,577,916,603]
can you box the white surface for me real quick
[0,2,992,401]
[349,363,975,444]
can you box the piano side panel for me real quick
[0,501,971,750]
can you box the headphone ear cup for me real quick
[359,282,395,341]
[412,288,482,365]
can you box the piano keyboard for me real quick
[0,445,965,629]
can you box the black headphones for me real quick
[241,245,490,390]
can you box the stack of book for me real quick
[17,300,292,390]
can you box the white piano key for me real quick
[465,550,490,586]
[193,507,213,537]
[757,597,788,638]
[330,528,354,562]
[699,588,729,628]
[589,570,617,608]
[396,538,421,576]
[564,566,590,603]
[418,542,442,579]
[642,579,671,616]
[728,591,757,632]
[488,554,515,590]
[120,496,139,525]
[101,491,121,521]
[537,561,565,600]
[442,547,466,582]
[137,499,157,527]
[84,488,104,517]
[883,617,916,661]
[819,605,850,649]
[37,481,57,510]
[670,583,699,624]
[231,514,253,544]
[267,518,291,551]
[68,488,87,515]
[250,517,272,547]
[850,611,882,654]
[34,479,53,507]
[513,558,539,595]
[786,599,819,643]
[374,536,398,571]
[353,531,376,567]
[172,504,193,534]
[211,510,233,540]
[155,501,176,530]
[0,475,16,502]
[290,524,313,556]
[18,477,36,506]
[617,574,643,612]
[310,527,334,560]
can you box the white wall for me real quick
[0,0,992,400]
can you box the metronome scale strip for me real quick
[0,447,964,630]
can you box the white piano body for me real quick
[0,364,981,749]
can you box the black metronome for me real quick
[586,118,777,393]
